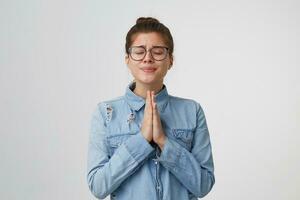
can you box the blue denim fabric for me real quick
[87,82,215,200]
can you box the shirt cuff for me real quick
[157,137,181,165]
[123,132,155,163]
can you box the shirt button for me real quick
[154,161,158,165]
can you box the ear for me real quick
[169,55,173,69]
[125,55,129,65]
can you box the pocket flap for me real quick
[171,128,193,143]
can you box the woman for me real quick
[87,17,215,200]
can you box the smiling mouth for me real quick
[141,67,157,73]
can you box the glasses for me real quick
[128,46,169,61]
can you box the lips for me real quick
[141,67,157,73]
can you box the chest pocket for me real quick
[168,128,194,151]
[107,131,138,156]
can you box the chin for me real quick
[136,77,159,85]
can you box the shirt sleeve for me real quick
[157,102,215,198]
[86,103,155,199]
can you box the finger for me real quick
[144,91,148,112]
[146,90,152,116]
[151,91,155,108]
[152,91,159,115]
[149,91,153,110]
[145,90,149,107]
[152,96,158,126]
[145,90,148,106]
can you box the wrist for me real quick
[156,135,166,150]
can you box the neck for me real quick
[133,80,164,99]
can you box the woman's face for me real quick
[125,32,173,85]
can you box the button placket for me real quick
[154,146,163,199]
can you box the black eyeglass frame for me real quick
[128,46,169,61]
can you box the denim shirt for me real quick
[87,82,215,200]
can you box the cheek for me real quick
[128,64,140,76]
[160,67,169,77]
[158,63,170,73]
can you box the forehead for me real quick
[131,32,166,46]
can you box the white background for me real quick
[1,0,299,199]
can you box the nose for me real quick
[143,50,154,63]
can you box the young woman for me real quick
[87,17,215,200]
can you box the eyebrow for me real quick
[132,45,167,48]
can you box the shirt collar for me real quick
[125,82,169,112]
